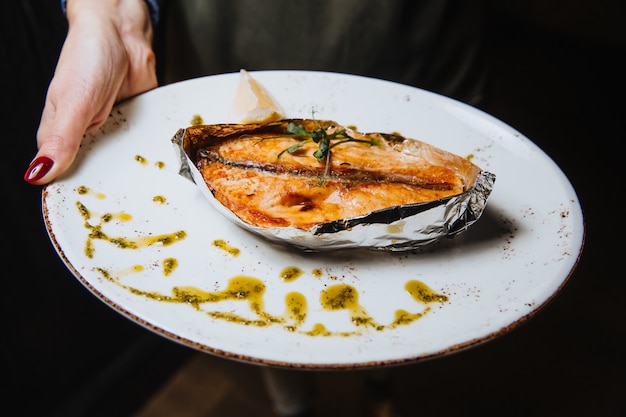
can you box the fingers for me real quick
[25,29,122,185]
[24,0,156,185]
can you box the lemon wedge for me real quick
[231,69,285,124]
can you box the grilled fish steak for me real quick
[181,119,484,231]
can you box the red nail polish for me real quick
[24,156,54,184]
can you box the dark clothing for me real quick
[163,0,487,105]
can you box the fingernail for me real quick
[24,156,54,184]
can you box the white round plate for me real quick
[43,71,584,368]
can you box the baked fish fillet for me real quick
[175,119,495,250]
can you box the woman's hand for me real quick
[24,0,157,185]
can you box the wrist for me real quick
[60,0,160,25]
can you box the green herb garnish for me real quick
[277,120,380,183]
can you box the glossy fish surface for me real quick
[175,119,495,251]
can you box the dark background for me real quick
[1,1,624,416]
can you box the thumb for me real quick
[23,119,88,186]
[24,78,117,185]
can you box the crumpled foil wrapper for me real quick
[172,128,496,252]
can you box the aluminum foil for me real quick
[172,128,496,252]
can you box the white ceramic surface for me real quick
[43,71,584,368]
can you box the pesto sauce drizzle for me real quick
[77,183,448,337]
[76,200,186,258]
[99,257,448,337]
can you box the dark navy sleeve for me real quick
[60,0,160,24]
[144,0,161,24]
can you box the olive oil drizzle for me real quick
[279,266,303,282]
[98,260,448,337]
[76,201,186,259]
[163,258,178,276]
[212,239,241,257]
[77,184,448,337]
